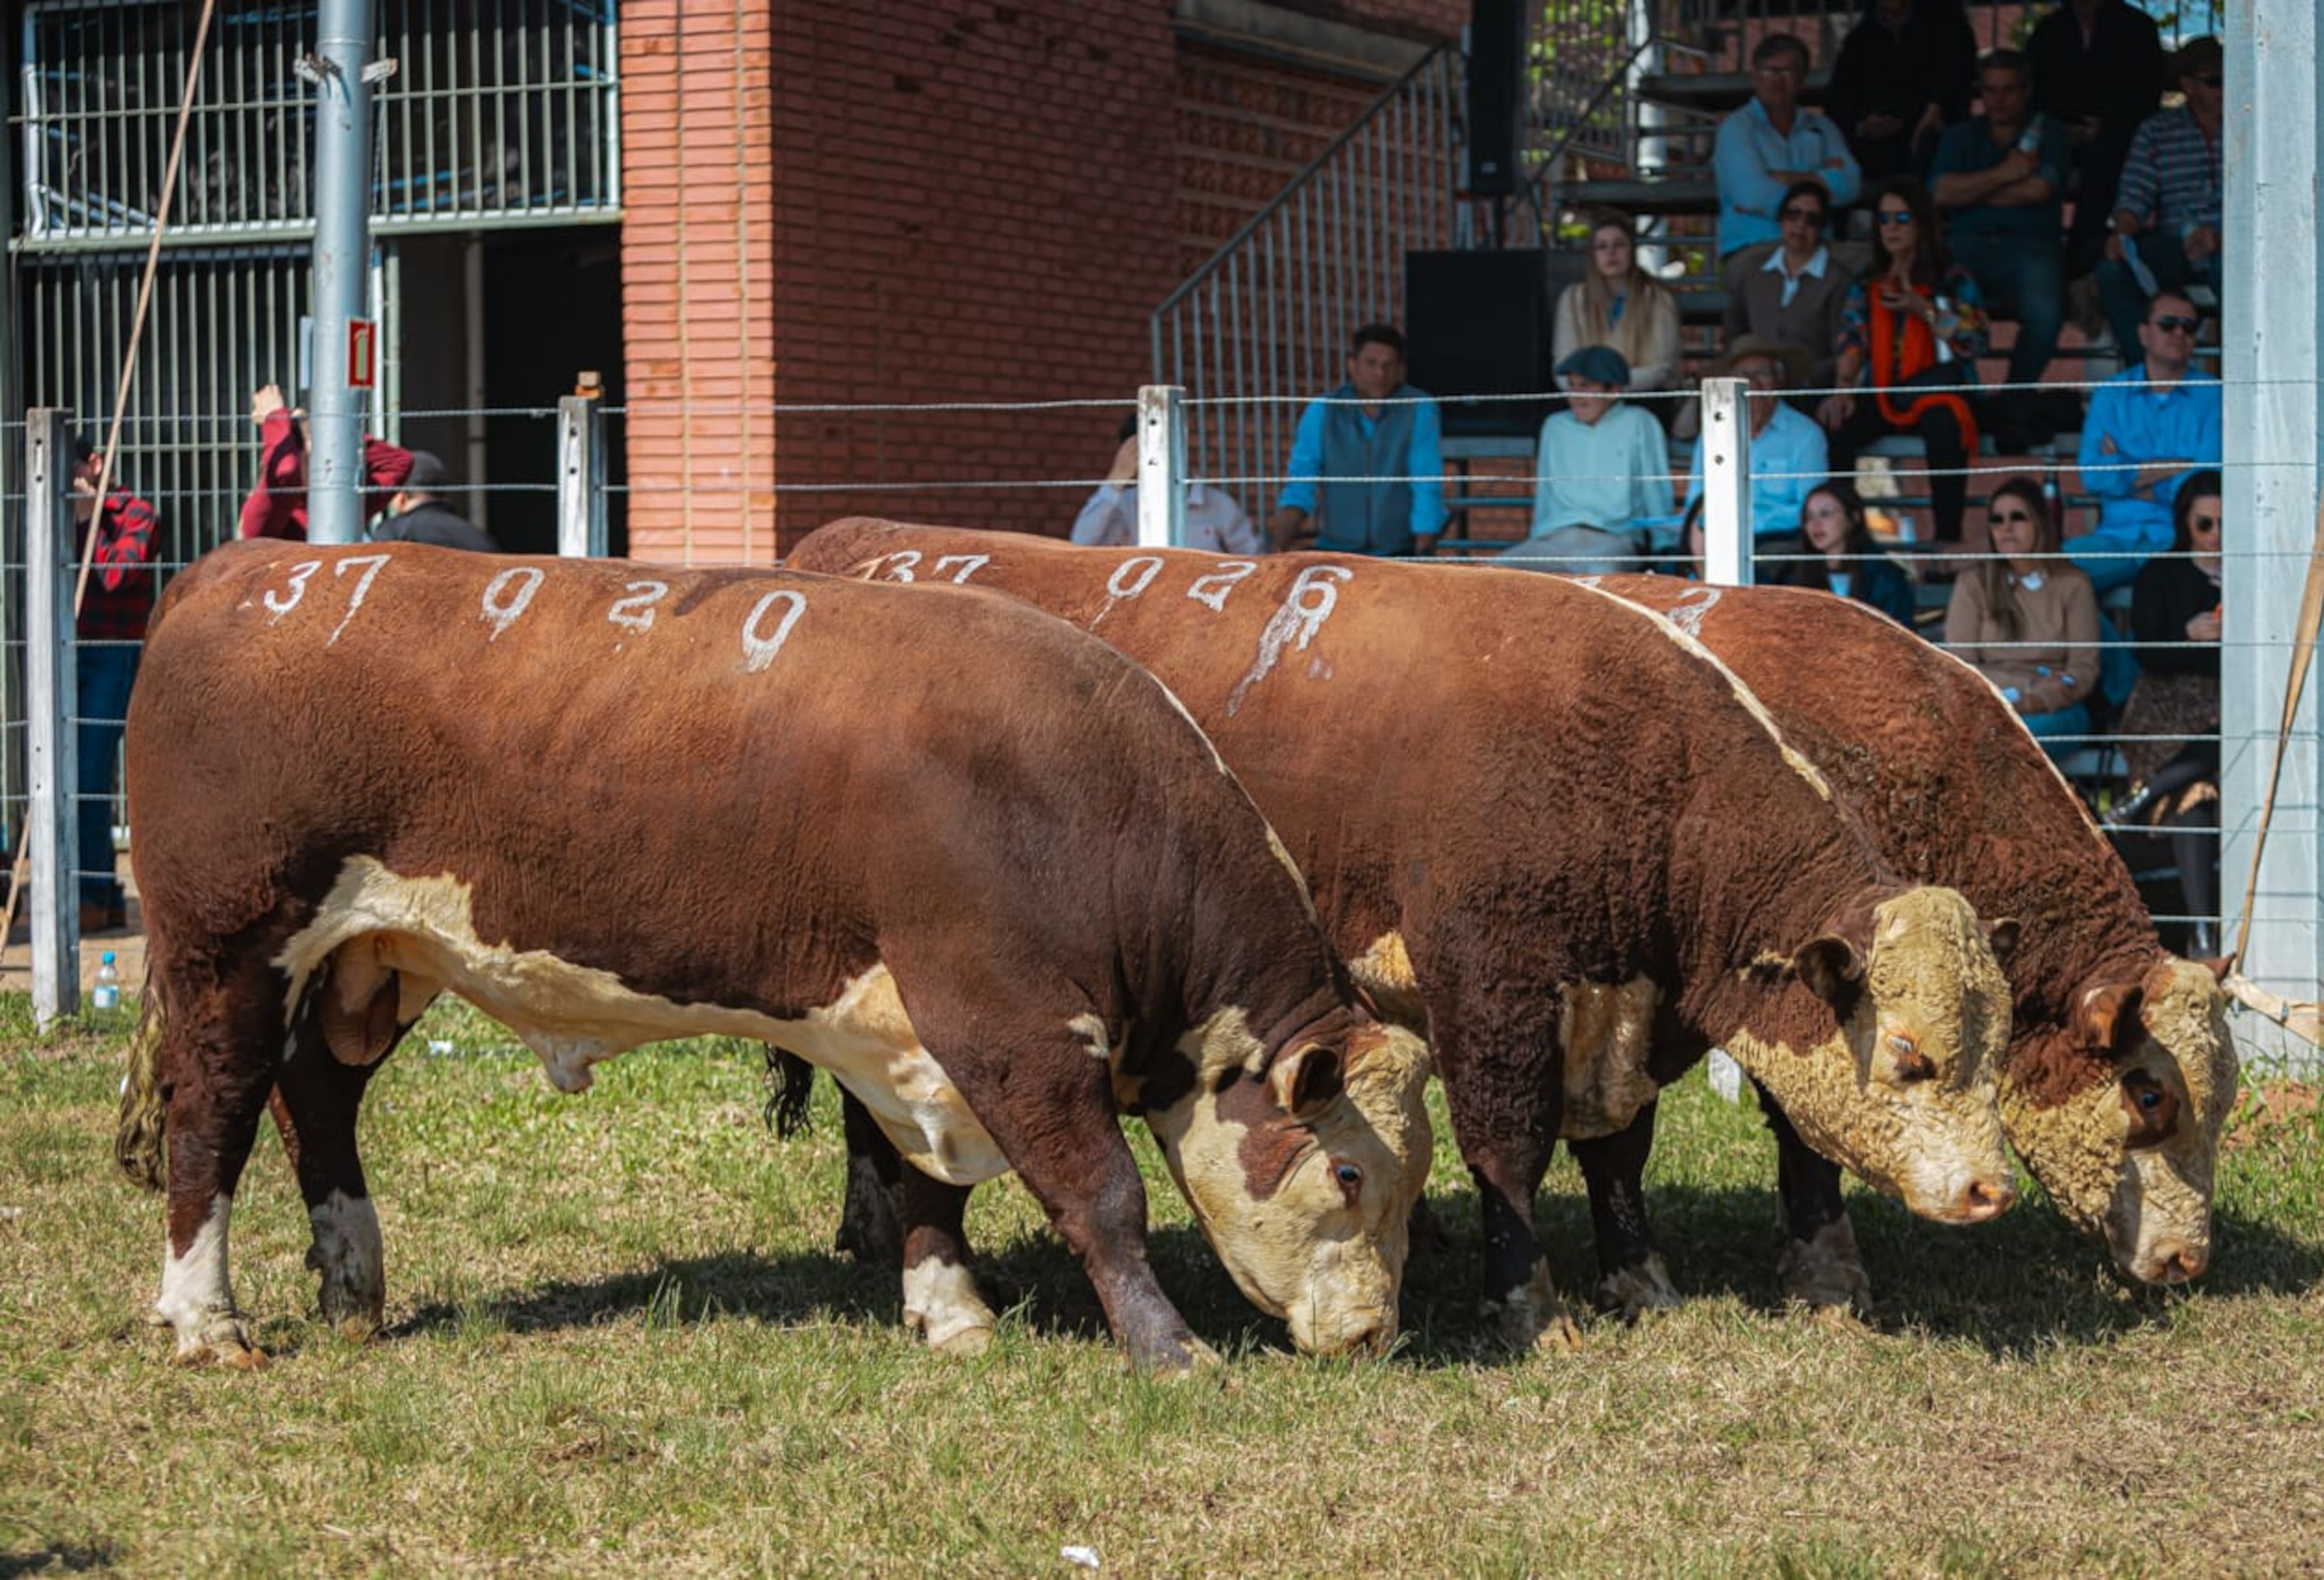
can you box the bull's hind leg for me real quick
[895,1166,998,1356]
[270,963,421,1338]
[1569,1100,1681,1321]
[1761,1088,1871,1318]
[150,957,295,1367]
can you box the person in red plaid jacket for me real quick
[236,383,414,540]
[71,438,158,932]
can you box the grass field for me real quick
[5,994,2322,1575]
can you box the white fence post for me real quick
[1136,385,1186,549]
[557,391,606,558]
[25,409,79,1025]
[1700,375,1754,586]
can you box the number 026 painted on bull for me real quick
[258,553,809,673]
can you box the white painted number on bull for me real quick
[325,555,391,646]
[868,550,921,583]
[480,567,545,640]
[1226,564,1352,716]
[741,589,807,673]
[607,580,670,633]
[264,560,323,622]
[1094,555,1164,628]
[1665,586,1722,639]
[1185,560,1258,612]
[932,554,990,585]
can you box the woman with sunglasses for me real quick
[2117,468,2225,953]
[1721,178,1855,401]
[1553,210,1682,399]
[1817,177,1988,547]
[1766,480,1917,626]
[1944,478,2099,749]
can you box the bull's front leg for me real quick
[1568,1099,1681,1321]
[894,1165,999,1356]
[1760,1086,1872,1317]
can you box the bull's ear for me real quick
[1269,1043,1345,1121]
[1790,936,1866,1004]
[2074,981,2145,1055]
[1986,917,2022,964]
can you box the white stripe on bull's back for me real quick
[272,858,1009,1185]
[1561,577,1831,801]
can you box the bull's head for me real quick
[2000,955,2238,1283]
[1730,886,2018,1224]
[1142,1009,1432,1356]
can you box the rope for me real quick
[2,0,218,952]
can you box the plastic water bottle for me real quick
[92,951,121,1018]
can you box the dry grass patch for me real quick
[3,994,2321,1574]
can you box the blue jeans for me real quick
[1949,231,2066,389]
[2094,230,2223,358]
[2021,700,2093,755]
[76,641,139,909]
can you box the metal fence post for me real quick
[558,392,606,558]
[25,410,79,1024]
[1136,385,1187,549]
[1699,375,1754,586]
[304,0,383,545]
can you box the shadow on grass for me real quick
[0,1546,116,1578]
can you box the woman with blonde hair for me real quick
[1553,211,1682,398]
[1944,476,2099,749]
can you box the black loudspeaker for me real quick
[1405,248,1552,438]
[1464,0,1525,196]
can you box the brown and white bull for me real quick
[116,541,1433,1372]
[788,520,2020,1348]
[1599,575,2238,1297]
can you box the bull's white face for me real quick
[1729,887,2017,1224]
[1142,1012,1433,1355]
[2001,957,2238,1283]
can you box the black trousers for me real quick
[1824,366,1978,545]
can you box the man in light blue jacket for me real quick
[1716,33,1863,258]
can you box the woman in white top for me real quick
[1552,212,1683,397]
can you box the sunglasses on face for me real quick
[2151,314,2200,334]
[1779,206,1825,224]
[1877,211,1915,227]
[2191,515,2221,532]
[1988,509,2034,524]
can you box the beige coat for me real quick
[1945,564,2102,715]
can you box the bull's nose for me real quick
[1310,1316,1394,1358]
[1959,1177,2015,1223]
[2141,1243,2207,1284]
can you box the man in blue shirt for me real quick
[1714,33,1862,259]
[1270,323,1446,557]
[1682,336,1829,546]
[2071,290,2222,592]
[2094,35,2225,359]
[1932,49,2072,392]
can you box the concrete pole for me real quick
[304,0,380,546]
[1137,386,1188,549]
[558,393,607,558]
[1699,375,1754,586]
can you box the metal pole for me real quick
[1137,385,1187,549]
[1700,375,1754,586]
[26,411,79,1025]
[558,391,607,558]
[304,0,381,546]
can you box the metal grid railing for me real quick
[14,0,620,248]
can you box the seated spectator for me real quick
[1714,33,1862,259]
[2071,289,2221,591]
[2029,0,2165,280]
[2115,467,2225,955]
[237,383,413,541]
[1682,336,1829,547]
[1071,413,1262,554]
[1816,178,1987,547]
[1499,347,1673,574]
[1765,480,1917,625]
[1269,323,1445,558]
[1553,213,1681,400]
[371,451,502,552]
[1945,477,2101,749]
[1933,49,2072,396]
[1720,178,1855,400]
[1824,0,1976,186]
[2093,35,2225,359]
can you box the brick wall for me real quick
[620,1,1459,560]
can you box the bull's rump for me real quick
[125,542,1219,1180]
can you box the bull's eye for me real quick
[1331,1160,1363,1205]
[1888,1034,1934,1082]
[2120,1073,2181,1146]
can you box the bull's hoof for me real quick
[926,1321,995,1359]
[1594,1254,1682,1323]
[1485,1266,1582,1353]
[169,1315,267,1370]
[1776,1218,1874,1318]
[1135,1333,1222,1376]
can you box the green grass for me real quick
[4,994,2321,1575]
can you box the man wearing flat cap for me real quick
[373,450,500,552]
[1681,334,1829,546]
[1499,346,1673,573]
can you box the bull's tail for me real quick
[114,980,167,1192]
[763,1045,816,1138]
